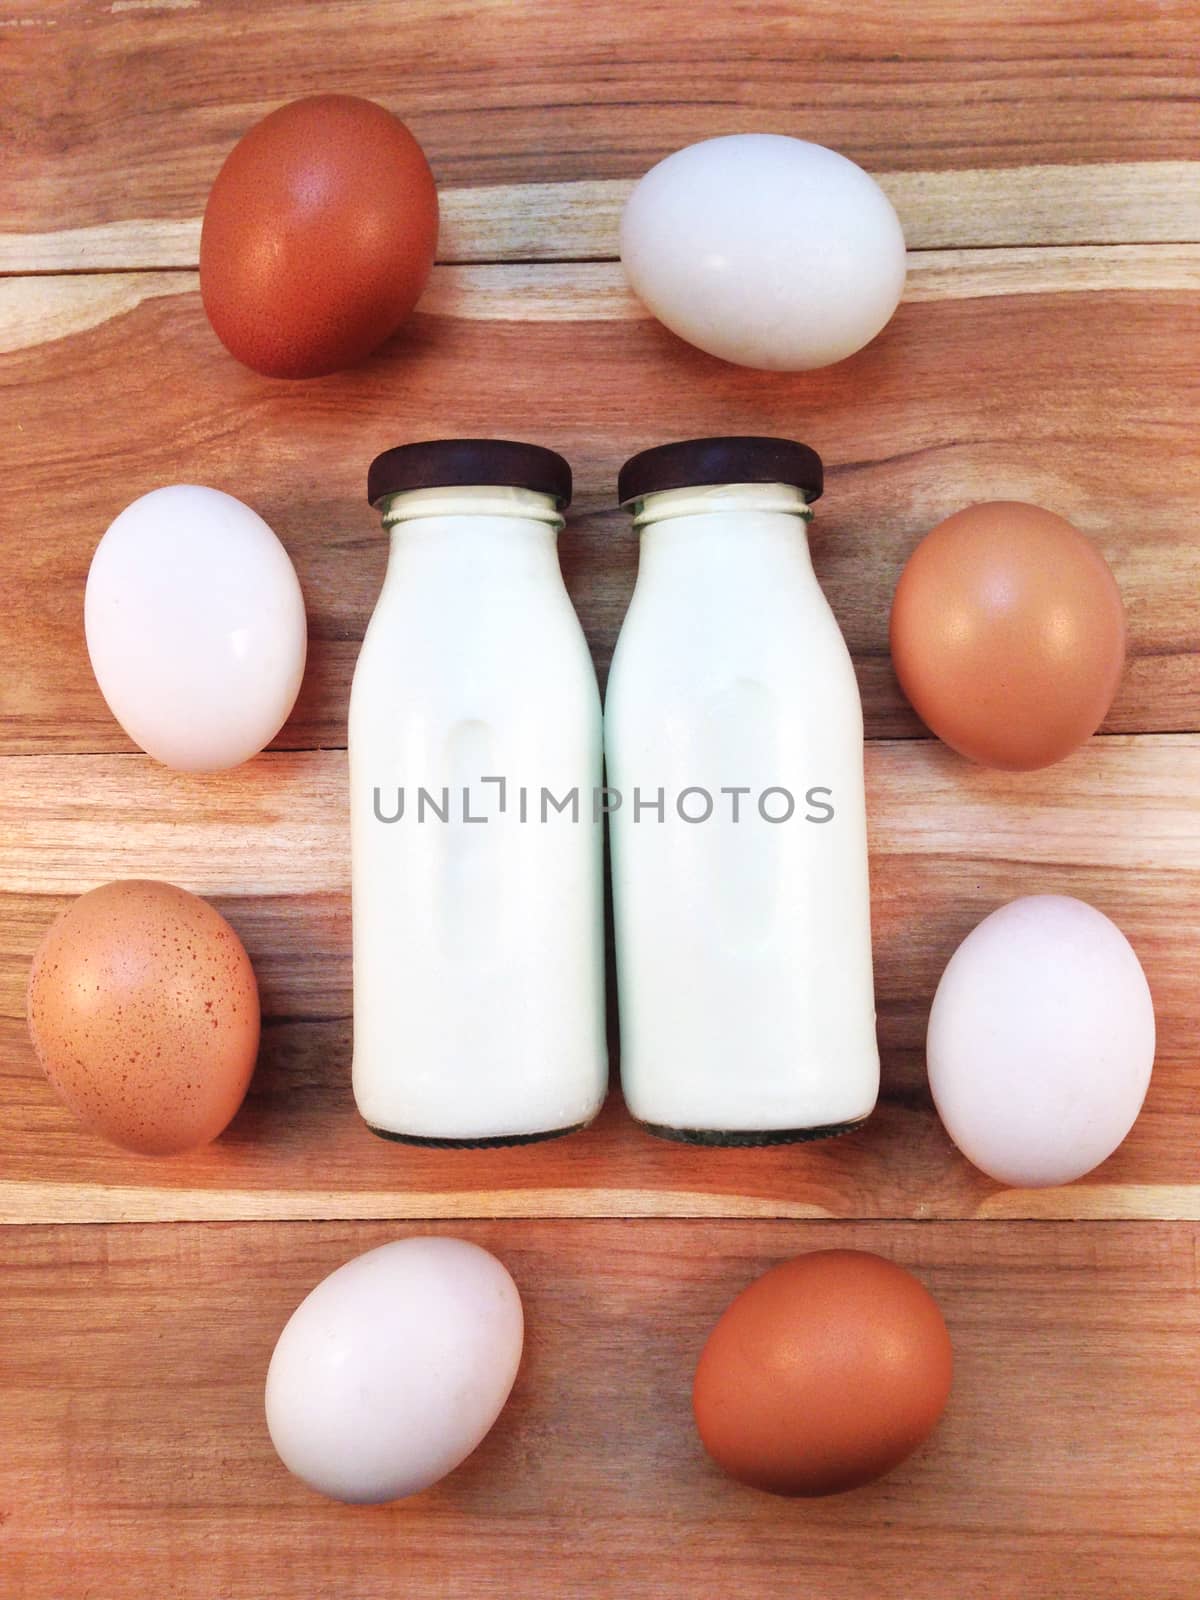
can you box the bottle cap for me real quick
[368,439,572,509]
[618,436,823,507]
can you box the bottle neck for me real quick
[629,481,815,531]
[377,485,565,587]
[630,482,818,593]
[379,484,564,532]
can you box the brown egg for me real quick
[26,880,260,1155]
[889,501,1126,770]
[200,94,439,378]
[693,1250,952,1496]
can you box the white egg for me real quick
[927,895,1155,1188]
[620,134,907,371]
[265,1237,524,1504]
[85,485,307,772]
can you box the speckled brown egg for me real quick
[26,879,260,1155]
[200,94,439,378]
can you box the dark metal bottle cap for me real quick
[368,439,573,510]
[618,436,823,507]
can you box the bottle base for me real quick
[637,1114,870,1148]
[362,1118,591,1150]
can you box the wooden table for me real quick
[2,4,1198,1596]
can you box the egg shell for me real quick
[85,485,307,773]
[693,1249,953,1497]
[265,1237,524,1504]
[26,879,260,1156]
[620,134,907,370]
[927,894,1155,1188]
[200,94,439,378]
[889,501,1126,770]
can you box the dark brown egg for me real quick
[200,94,439,378]
[26,879,260,1155]
[693,1250,953,1496]
[889,501,1126,770]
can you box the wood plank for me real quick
[10,244,1200,353]
[2,1218,1197,1599]
[3,0,1197,251]
[1,274,1196,752]
[6,162,1200,273]
[0,738,1195,1224]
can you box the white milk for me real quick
[350,474,607,1143]
[605,469,878,1142]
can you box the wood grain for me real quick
[6,162,1200,273]
[2,0,1197,242]
[1,738,1195,1224]
[2,1218,1197,1600]
[1,273,1197,752]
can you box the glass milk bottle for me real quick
[350,440,607,1144]
[605,437,878,1143]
